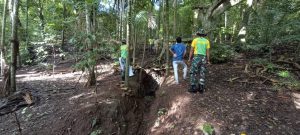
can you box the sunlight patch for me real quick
[230,0,242,6]
[292,92,300,109]
[69,92,93,100]
[150,95,191,133]
[247,0,253,6]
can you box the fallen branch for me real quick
[256,75,279,84]
[226,77,240,82]
[14,112,22,135]
[244,64,249,73]
[276,60,300,70]
[0,92,35,116]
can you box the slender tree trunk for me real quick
[173,0,177,38]
[158,0,166,60]
[10,0,20,93]
[38,0,45,39]
[132,24,137,65]
[61,2,66,49]
[125,0,132,86]
[1,0,8,77]
[224,11,227,42]
[26,0,29,48]
[85,2,96,86]
[164,0,170,75]
[156,1,161,39]
[1,0,9,96]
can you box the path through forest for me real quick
[0,56,299,135]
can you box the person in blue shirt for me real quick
[169,37,188,84]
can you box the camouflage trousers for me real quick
[190,55,207,86]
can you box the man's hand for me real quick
[187,59,191,65]
[173,54,177,57]
[207,61,211,65]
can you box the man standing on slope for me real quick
[119,40,128,81]
[169,37,188,84]
[188,29,211,93]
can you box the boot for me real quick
[188,85,197,93]
[198,84,204,93]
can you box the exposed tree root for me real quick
[276,60,300,70]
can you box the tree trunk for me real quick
[173,0,177,37]
[61,2,66,49]
[132,24,137,65]
[158,0,166,61]
[38,0,45,39]
[85,2,96,87]
[156,1,161,39]
[196,0,244,45]
[10,0,20,93]
[125,0,132,86]
[26,0,29,48]
[164,0,170,75]
[1,0,9,96]
[1,0,8,76]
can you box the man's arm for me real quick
[169,48,176,57]
[189,47,194,62]
[206,49,210,64]
[206,39,211,64]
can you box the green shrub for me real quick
[202,123,214,135]
[211,44,235,63]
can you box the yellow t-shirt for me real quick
[120,44,128,58]
[191,37,210,55]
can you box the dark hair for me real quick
[121,39,126,44]
[176,37,182,43]
[196,33,207,37]
[196,29,207,37]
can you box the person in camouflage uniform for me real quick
[188,29,211,93]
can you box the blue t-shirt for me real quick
[171,43,186,61]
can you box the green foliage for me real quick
[278,71,290,78]
[157,108,167,116]
[246,0,300,45]
[276,70,300,90]
[201,123,214,135]
[250,58,268,64]
[210,44,235,63]
[250,58,277,73]
[35,45,49,63]
[90,130,102,135]
[19,43,33,65]
[178,5,193,37]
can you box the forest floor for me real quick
[0,54,299,135]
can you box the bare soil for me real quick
[0,56,299,135]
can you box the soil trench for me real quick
[82,68,162,135]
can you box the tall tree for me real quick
[125,0,132,86]
[158,0,170,74]
[173,0,177,37]
[85,1,96,86]
[1,0,8,77]
[195,0,243,42]
[1,0,9,96]
[38,0,45,39]
[25,0,29,48]
[10,0,20,92]
[61,1,66,48]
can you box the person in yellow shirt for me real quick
[119,40,128,81]
[188,29,211,93]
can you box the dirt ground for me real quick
[141,58,300,135]
[0,56,299,135]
